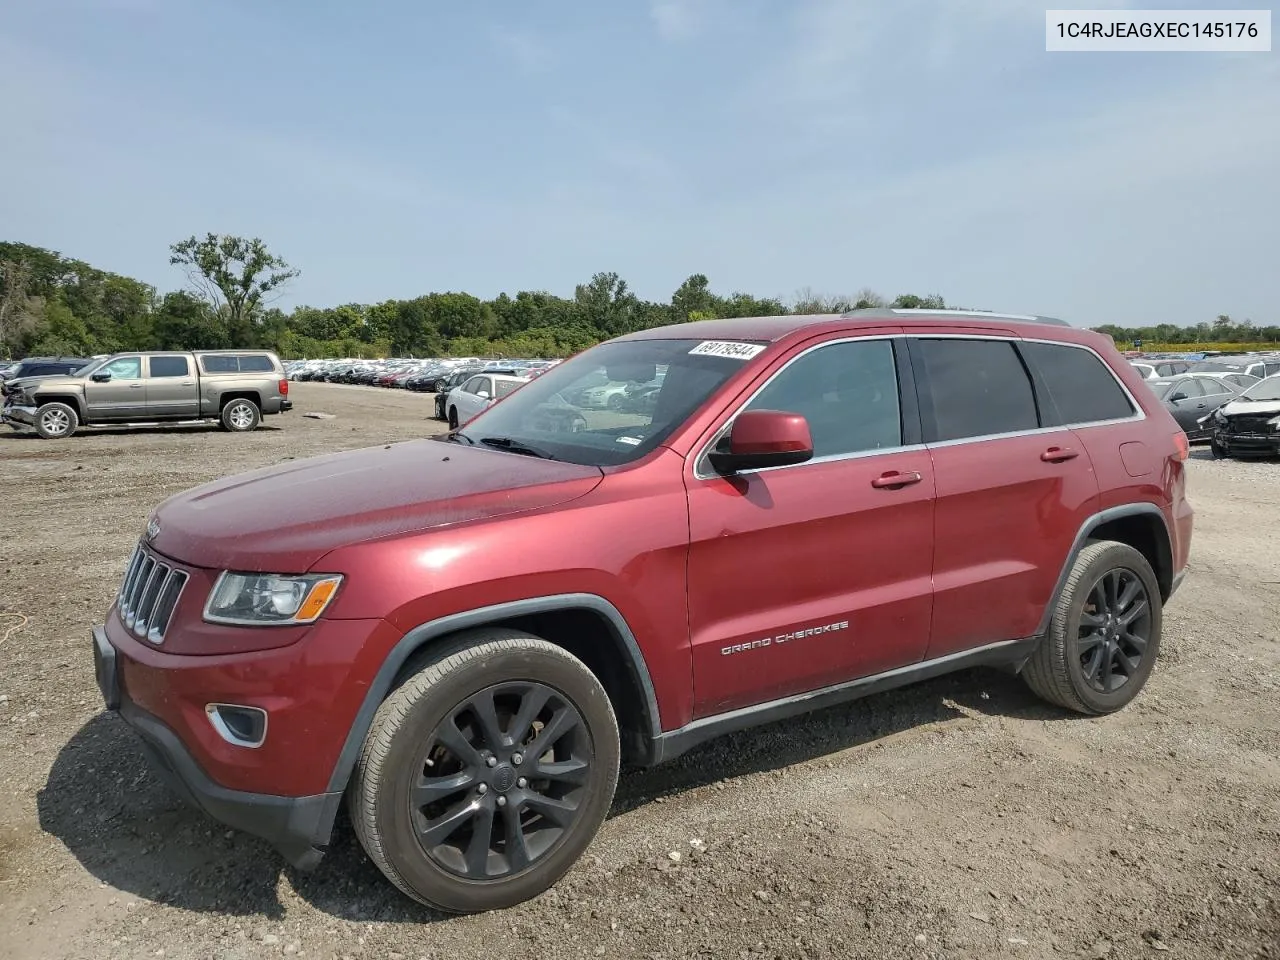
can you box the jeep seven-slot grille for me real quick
[116,545,189,644]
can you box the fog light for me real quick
[205,704,268,748]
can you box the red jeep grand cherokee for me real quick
[93,309,1193,913]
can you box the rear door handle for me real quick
[871,470,923,489]
[129,384,144,389]
[1040,446,1079,463]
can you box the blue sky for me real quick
[1,0,1277,327]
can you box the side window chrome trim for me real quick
[691,334,906,481]
[691,333,1147,482]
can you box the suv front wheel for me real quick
[1022,539,1163,714]
[349,630,620,913]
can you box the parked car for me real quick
[1207,374,1280,459]
[1189,355,1280,381]
[2,350,290,438]
[0,356,92,383]
[1130,359,1192,380]
[92,309,1191,914]
[443,373,529,428]
[1191,370,1260,391]
[1145,373,1243,440]
[432,366,521,419]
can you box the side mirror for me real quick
[1168,392,1187,403]
[91,372,112,383]
[708,410,814,474]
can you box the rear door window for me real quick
[201,355,239,373]
[1019,342,1135,426]
[148,356,190,378]
[913,338,1038,442]
[1193,377,1231,398]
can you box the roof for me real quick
[619,308,1074,344]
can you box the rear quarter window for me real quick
[1020,342,1136,425]
[199,354,277,374]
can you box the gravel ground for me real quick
[0,384,1277,960]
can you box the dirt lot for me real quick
[1,382,1277,960]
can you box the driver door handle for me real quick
[871,470,923,489]
[1040,446,1079,463]
[129,384,144,389]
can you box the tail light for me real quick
[279,378,289,396]
[1173,432,1189,461]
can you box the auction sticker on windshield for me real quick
[688,341,766,360]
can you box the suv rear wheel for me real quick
[220,398,261,432]
[35,402,79,439]
[1022,540,1162,715]
[349,630,620,913]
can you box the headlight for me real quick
[1268,415,1280,430]
[204,572,343,626]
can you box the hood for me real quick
[4,374,82,396]
[1219,398,1280,417]
[148,439,604,571]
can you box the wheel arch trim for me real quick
[324,593,661,796]
[1035,503,1174,638]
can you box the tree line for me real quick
[1,236,1272,360]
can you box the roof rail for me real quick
[840,308,1071,327]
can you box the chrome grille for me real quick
[116,544,189,644]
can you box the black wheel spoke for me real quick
[1099,646,1115,691]
[523,791,579,828]
[1115,649,1141,677]
[1116,576,1141,613]
[467,689,506,751]
[509,686,552,747]
[419,798,480,847]
[1082,642,1105,683]
[435,717,483,768]
[1119,629,1147,654]
[503,803,531,872]
[525,705,579,761]
[1079,609,1106,629]
[1117,598,1147,627]
[534,758,591,785]
[1077,630,1105,654]
[464,798,496,877]
[413,770,475,806]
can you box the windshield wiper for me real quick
[477,436,557,459]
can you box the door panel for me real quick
[687,453,935,716]
[926,432,1099,656]
[144,355,199,417]
[908,336,1100,659]
[686,336,934,718]
[84,356,146,419]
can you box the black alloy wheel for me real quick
[1076,567,1151,693]
[410,682,593,880]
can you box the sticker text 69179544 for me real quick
[688,340,767,360]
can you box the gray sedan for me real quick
[1147,374,1243,440]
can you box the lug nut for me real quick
[477,783,488,795]
[497,796,507,807]
[486,756,498,767]
[517,777,527,788]
[512,753,524,765]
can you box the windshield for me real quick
[455,338,762,466]
[1239,376,1280,402]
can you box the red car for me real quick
[93,309,1193,913]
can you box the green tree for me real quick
[169,234,299,347]
[152,291,229,350]
[575,272,638,337]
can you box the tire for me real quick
[220,398,261,432]
[448,407,459,430]
[1210,440,1226,459]
[434,379,448,393]
[1022,539,1162,715]
[606,394,624,411]
[348,630,620,913]
[35,402,78,439]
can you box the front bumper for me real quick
[92,626,339,868]
[1,403,36,425]
[93,626,344,868]
[1211,427,1280,456]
